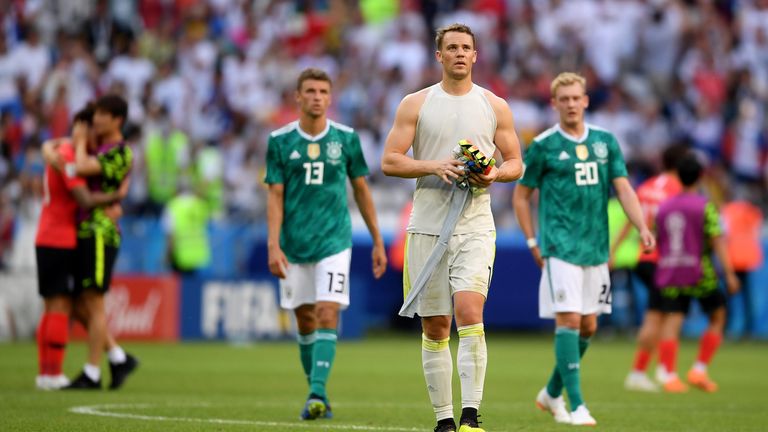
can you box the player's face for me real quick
[92,109,122,139]
[551,83,589,128]
[296,79,331,119]
[436,32,476,80]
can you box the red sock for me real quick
[37,313,49,375]
[44,313,69,376]
[632,348,652,372]
[697,331,722,365]
[658,339,678,375]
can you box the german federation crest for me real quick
[326,141,342,160]
[575,144,589,161]
[592,142,608,159]
[307,143,320,160]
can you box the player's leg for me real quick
[407,234,456,431]
[294,304,317,384]
[687,291,727,392]
[626,262,662,392]
[536,258,578,424]
[35,247,75,390]
[422,315,454,432]
[657,293,689,392]
[451,232,494,432]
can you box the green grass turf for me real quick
[1,333,766,431]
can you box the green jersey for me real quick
[77,141,133,248]
[265,120,369,263]
[520,124,628,266]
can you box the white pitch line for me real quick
[69,404,423,431]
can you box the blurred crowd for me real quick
[1,0,767,269]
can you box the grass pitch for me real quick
[0,333,766,431]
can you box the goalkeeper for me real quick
[381,23,523,432]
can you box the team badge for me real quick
[326,141,342,160]
[593,142,608,159]
[307,143,320,160]
[575,144,589,161]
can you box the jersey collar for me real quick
[296,120,330,141]
[555,123,590,143]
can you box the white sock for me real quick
[693,361,707,372]
[422,334,453,421]
[458,323,487,410]
[84,363,101,381]
[108,346,127,364]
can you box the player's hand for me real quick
[433,159,465,185]
[42,140,64,171]
[117,175,131,200]
[104,203,123,222]
[726,272,741,295]
[268,245,289,279]
[468,165,498,188]
[72,121,89,146]
[530,245,544,269]
[371,241,387,279]
[639,228,655,253]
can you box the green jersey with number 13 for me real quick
[519,123,628,266]
[265,120,369,263]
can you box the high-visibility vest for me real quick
[167,194,210,271]
[146,131,188,204]
[193,146,223,215]
[723,201,763,271]
[608,197,640,269]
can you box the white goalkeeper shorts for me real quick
[403,231,496,317]
[539,256,611,318]
[279,248,351,310]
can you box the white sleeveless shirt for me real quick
[407,83,497,235]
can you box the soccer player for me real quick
[623,144,687,392]
[34,107,123,390]
[653,153,740,393]
[381,24,523,432]
[265,68,387,420]
[513,72,654,426]
[65,95,138,389]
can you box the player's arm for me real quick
[72,122,102,176]
[350,176,387,279]
[613,177,655,253]
[512,183,543,268]
[609,220,634,268]
[266,183,288,279]
[381,91,464,184]
[41,138,67,171]
[69,185,120,209]
[469,92,523,187]
[707,203,740,294]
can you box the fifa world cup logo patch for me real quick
[307,143,321,160]
[575,145,589,161]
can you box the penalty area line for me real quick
[69,404,422,431]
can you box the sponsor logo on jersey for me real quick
[289,150,301,160]
[592,142,608,159]
[326,141,342,164]
[575,144,589,161]
[307,143,321,160]
[558,151,570,160]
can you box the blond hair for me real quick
[550,72,587,98]
[435,23,476,50]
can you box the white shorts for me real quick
[279,248,351,310]
[403,231,496,317]
[539,256,611,319]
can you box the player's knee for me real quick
[422,316,451,340]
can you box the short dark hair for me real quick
[73,102,96,125]
[296,68,332,91]
[661,143,690,171]
[435,23,475,50]
[94,94,128,125]
[676,153,703,187]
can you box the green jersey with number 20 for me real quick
[265,120,370,263]
[519,123,628,266]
